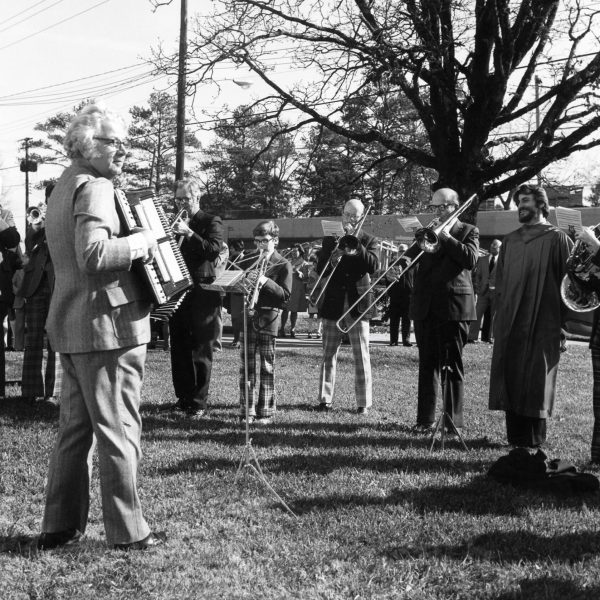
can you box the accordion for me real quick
[115,188,193,320]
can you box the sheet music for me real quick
[321,220,345,237]
[555,206,583,234]
[397,216,423,232]
[200,270,246,293]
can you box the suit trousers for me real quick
[41,345,151,546]
[389,301,411,344]
[318,317,372,408]
[22,283,62,399]
[169,286,222,405]
[468,290,496,341]
[414,318,469,427]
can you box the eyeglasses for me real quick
[93,136,126,149]
[427,203,453,210]
[254,237,273,245]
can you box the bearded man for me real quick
[489,184,572,449]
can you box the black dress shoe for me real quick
[402,340,413,347]
[411,423,436,434]
[38,529,82,550]
[159,399,189,412]
[114,531,167,551]
[356,407,368,415]
[389,341,398,346]
[314,403,332,412]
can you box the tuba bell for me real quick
[560,224,600,312]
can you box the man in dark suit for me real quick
[170,179,224,417]
[468,238,501,343]
[21,185,62,405]
[315,199,379,414]
[385,243,414,346]
[405,188,479,433]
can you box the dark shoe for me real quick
[114,531,167,551]
[255,416,273,425]
[38,529,82,550]
[412,423,435,434]
[289,331,296,338]
[356,407,368,415]
[389,342,398,346]
[160,399,189,412]
[402,340,413,347]
[314,403,332,412]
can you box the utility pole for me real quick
[19,137,37,229]
[535,76,542,186]
[175,0,187,181]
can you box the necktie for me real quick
[489,256,496,273]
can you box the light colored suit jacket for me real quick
[46,161,151,353]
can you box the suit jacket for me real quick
[406,221,479,321]
[180,210,224,284]
[45,161,151,353]
[317,232,379,320]
[473,253,498,296]
[20,227,54,298]
[250,250,293,336]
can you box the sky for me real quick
[0,0,261,231]
[1,0,599,233]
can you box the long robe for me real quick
[489,222,572,419]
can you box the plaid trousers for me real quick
[318,317,372,408]
[239,326,276,418]
[22,286,62,399]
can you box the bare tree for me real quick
[152,0,600,209]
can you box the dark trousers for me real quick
[389,302,411,344]
[414,318,469,427]
[169,286,221,405]
[0,301,8,397]
[279,310,298,333]
[505,410,546,448]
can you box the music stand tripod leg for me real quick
[233,291,298,518]
[429,345,469,453]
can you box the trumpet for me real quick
[309,203,372,306]
[245,250,268,312]
[171,208,188,248]
[27,204,46,226]
[336,194,477,333]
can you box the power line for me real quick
[0,0,112,52]
[0,0,51,29]
[0,61,151,101]
[0,0,68,36]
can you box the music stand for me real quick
[201,272,297,517]
[429,343,468,452]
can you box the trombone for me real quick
[309,203,372,307]
[336,194,477,333]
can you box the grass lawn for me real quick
[2,335,600,599]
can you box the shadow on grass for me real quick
[387,529,600,567]
[0,534,37,556]
[493,577,600,600]
[0,397,59,423]
[289,476,600,516]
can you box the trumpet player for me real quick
[168,179,224,417]
[404,188,479,434]
[489,184,571,451]
[315,199,378,415]
[238,221,292,424]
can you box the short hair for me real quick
[175,178,201,200]
[514,184,550,218]
[64,102,125,160]
[253,220,279,238]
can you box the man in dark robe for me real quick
[489,184,572,448]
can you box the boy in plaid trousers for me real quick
[239,221,292,425]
